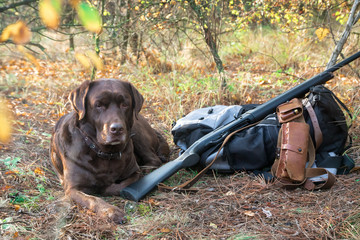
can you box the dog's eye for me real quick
[95,102,104,109]
[120,103,128,108]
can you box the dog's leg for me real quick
[67,189,126,224]
[103,170,141,196]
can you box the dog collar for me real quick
[77,127,122,160]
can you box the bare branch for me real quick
[0,0,37,13]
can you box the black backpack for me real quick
[171,85,354,175]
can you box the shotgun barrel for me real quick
[120,51,360,202]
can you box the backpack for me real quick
[171,85,354,176]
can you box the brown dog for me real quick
[50,79,169,223]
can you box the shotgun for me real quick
[120,51,360,201]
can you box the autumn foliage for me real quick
[0,0,360,239]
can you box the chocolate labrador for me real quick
[50,79,170,223]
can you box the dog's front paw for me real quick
[103,206,127,224]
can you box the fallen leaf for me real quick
[225,191,235,196]
[160,227,171,233]
[34,167,45,175]
[5,170,19,175]
[244,210,255,217]
[209,222,218,229]
[13,205,21,211]
[147,198,160,206]
[142,230,150,236]
[1,185,12,191]
[246,95,252,103]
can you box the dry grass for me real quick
[0,29,359,239]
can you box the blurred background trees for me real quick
[1,0,359,84]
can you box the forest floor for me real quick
[0,48,359,239]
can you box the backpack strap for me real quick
[303,99,323,149]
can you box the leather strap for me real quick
[158,121,261,192]
[281,143,306,154]
[303,168,336,190]
[304,100,323,149]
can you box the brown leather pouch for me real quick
[277,98,303,123]
[276,121,310,182]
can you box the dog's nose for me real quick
[109,123,124,135]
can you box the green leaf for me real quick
[77,2,102,33]
[51,0,62,13]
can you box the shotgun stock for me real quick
[120,51,360,202]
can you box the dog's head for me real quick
[69,79,144,147]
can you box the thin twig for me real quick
[0,220,29,226]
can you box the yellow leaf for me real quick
[39,0,62,30]
[0,21,31,44]
[0,27,11,42]
[209,222,218,229]
[246,95,252,103]
[315,28,330,41]
[75,53,91,69]
[0,98,13,144]
[34,167,45,175]
[160,228,171,233]
[86,50,104,70]
[26,128,33,135]
[69,0,81,8]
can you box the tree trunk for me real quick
[69,35,74,51]
[326,0,360,68]
[188,0,227,89]
[203,26,226,88]
[120,0,131,64]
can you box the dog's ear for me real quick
[69,80,91,120]
[126,82,144,118]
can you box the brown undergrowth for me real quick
[0,51,359,239]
